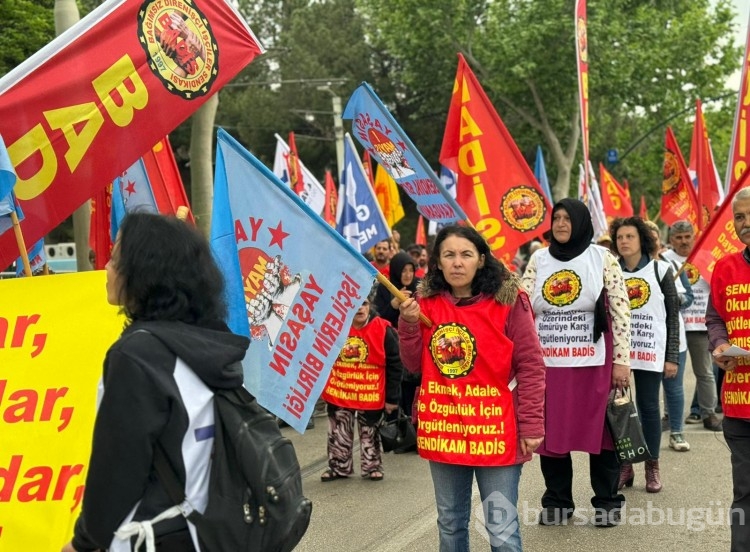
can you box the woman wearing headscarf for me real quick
[373,251,420,328]
[521,198,631,528]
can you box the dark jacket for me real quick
[373,252,420,327]
[72,320,249,551]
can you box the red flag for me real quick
[415,215,427,246]
[575,0,590,196]
[690,99,722,226]
[685,174,750,282]
[89,183,113,269]
[639,195,649,220]
[726,13,750,191]
[361,150,374,186]
[440,54,551,266]
[0,0,263,270]
[323,169,338,227]
[142,137,193,222]
[661,127,701,233]
[286,132,306,195]
[599,163,633,219]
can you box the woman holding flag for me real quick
[398,224,545,552]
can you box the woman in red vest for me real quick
[320,294,403,481]
[398,225,545,552]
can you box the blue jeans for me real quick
[632,370,662,460]
[663,351,687,433]
[429,461,523,552]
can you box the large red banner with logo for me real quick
[686,172,750,282]
[440,54,551,266]
[661,126,701,233]
[0,0,263,270]
[726,14,750,192]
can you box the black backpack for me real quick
[155,385,313,552]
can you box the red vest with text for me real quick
[322,317,388,410]
[416,294,518,466]
[711,253,750,418]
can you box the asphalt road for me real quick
[284,365,733,551]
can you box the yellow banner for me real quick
[0,271,122,550]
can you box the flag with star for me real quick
[111,156,159,239]
[210,129,378,432]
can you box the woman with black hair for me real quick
[63,212,250,552]
[398,224,545,552]
[611,216,679,493]
[521,198,631,528]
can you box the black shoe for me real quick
[703,413,722,431]
[538,507,574,526]
[592,508,621,528]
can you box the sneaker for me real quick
[669,433,690,452]
[661,414,669,432]
[703,413,722,431]
[685,413,702,424]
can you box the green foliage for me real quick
[0,0,55,77]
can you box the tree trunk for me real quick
[54,0,90,271]
[189,94,219,237]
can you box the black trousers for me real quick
[723,417,750,552]
[540,449,625,511]
[155,528,196,552]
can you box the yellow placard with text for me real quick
[0,271,123,550]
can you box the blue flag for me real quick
[0,134,16,202]
[110,158,159,240]
[0,192,23,237]
[534,146,553,204]
[343,82,467,223]
[16,238,45,276]
[336,134,390,252]
[210,129,378,432]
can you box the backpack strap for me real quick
[153,444,188,507]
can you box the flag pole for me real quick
[374,272,432,327]
[11,211,32,276]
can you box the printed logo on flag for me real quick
[368,127,415,179]
[339,336,368,363]
[238,247,303,345]
[625,277,651,310]
[663,152,682,193]
[684,262,700,285]
[500,186,547,232]
[137,0,218,99]
[577,18,588,63]
[542,270,582,307]
[429,323,477,379]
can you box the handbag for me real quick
[606,387,651,464]
[379,408,417,453]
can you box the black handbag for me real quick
[379,408,417,453]
[606,387,651,464]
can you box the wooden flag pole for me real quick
[176,205,190,221]
[11,211,32,277]
[375,271,432,327]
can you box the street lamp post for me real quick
[317,85,345,181]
